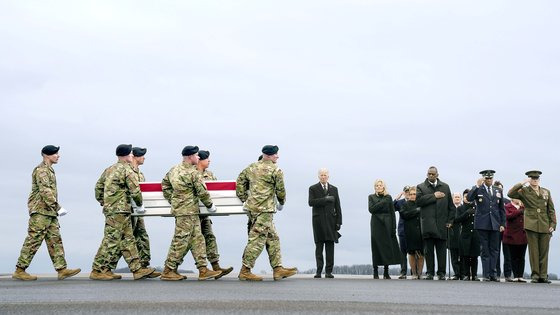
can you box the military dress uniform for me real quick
[14,149,80,281]
[508,171,556,282]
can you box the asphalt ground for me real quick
[1,273,559,314]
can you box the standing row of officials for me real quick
[11,145,556,283]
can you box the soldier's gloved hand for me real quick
[135,205,146,214]
[276,204,284,211]
[325,195,335,203]
[58,208,68,216]
[207,204,217,213]
[242,202,249,212]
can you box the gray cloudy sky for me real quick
[1,0,559,275]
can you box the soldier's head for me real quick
[426,166,438,183]
[197,150,211,170]
[132,147,147,166]
[374,179,387,196]
[116,144,133,163]
[41,145,60,165]
[453,193,462,206]
[318,168,329,184]
[182,145,200,165]
[479,170,495,186]
[408,186,417,202]
[525,170,542,188]
[262,145,279,163]
[403,185,411,200]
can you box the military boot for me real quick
[198,266,222,280]
[273,266,297,281]
[107,271,122,279]
[133,267,155,280]
[238,265,263,281]
[89,270,113,281]
[57,268,81,280]
[12,267,37,281]
[211,261,234,280]
[160,266,185,281]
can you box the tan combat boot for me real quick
[12,267,37,281]
[57,268,81,280]
[273,266,297,281]
[107,271,122,279]
[133,267,155,280]
[89,270,113,281]
[160,266,185,281]
[238,265,263,281]
[198,266,222,280]
[211,261,234,280]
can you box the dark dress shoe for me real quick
[539,278,551,284]
[471,277,480,281]
[325,273,334,279]
[462,276,471,281]
[373,275,379,279]
[383,275,391,280]
[491,276,499,282]
[505,277,514,282]
[424,275,434,280]
[314,274,321,278]
[398,274,407,279]
[530,278,539,283]
[450,276,460,280]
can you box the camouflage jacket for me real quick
[98,161,142,215]
[201,169,217,181]
[28,161,61,216]
[240,160,286,213]
[95,166,145,208]
[236,162,258,203]
[161,162,213,216]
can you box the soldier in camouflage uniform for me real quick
[159,146,222,281]
[90,144,155,280]
[103,147,160,278]
[196,150,233,279]
[236,145,297,281]
[13,145,81,281]
[237,155,263,234]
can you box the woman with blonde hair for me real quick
[368,179,401,279]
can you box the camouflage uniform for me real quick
[92,161,143,273]
[237,162,258,234]
[238,160,286,269]
[104,167,152,269]
[16,161,67,270]
[162,162,213,270]
[199,169,220,263]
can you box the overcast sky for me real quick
[1,0,559,275]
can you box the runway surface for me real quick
[1,273,559,314]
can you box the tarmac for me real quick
[1,273,559,314]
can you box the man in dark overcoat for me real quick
[308,168,342,278]
[416,166,455,280]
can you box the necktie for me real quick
[323,185,327,194]
[487,186,492,196]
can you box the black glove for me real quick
[467,208,475,215]
[325,195,335,203]
[336,224,341,231]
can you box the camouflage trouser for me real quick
[242,212,282,269]
[92,213,141,273]
[164,215,208,270]
[109,216,151,269]
[200,216,219,263]
[16,213,67,270]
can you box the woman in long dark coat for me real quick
[455,189,480,281]
[399,186,424,279]
[369,179,401,279]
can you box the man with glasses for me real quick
[508,170,556,283]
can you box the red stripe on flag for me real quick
[140,181,236,192]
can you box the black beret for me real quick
[198,150,210,160]
[182,145,199,156]
[479,169,496,178]
[116,144,133,156]
[261,145,279,155]
[41,145,60,156]
[525,170,542,178]
[132,147,147,157]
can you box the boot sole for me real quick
[12,276,37,281]
[58,269,81,280]
[214,268,234,280]
[89,276,113,281]
[160,277,184,281]
[238,277,263,281]
[273,271,297,281]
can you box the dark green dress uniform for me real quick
[508,174,556,282]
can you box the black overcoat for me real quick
[416,178,455,240]
[308,182,342,243]
[455,203,480,257]
[447,205,461,249]
[399,200,423,252]
[368,193,401,266]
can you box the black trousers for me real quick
[478,229,500,278]
[496,233,512,278]
[461,256,478,279]
[449,248,461,277]
[398,235,408,275]
[424,238,447,277]
[315,241,334,274]
[507,243,527,278]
